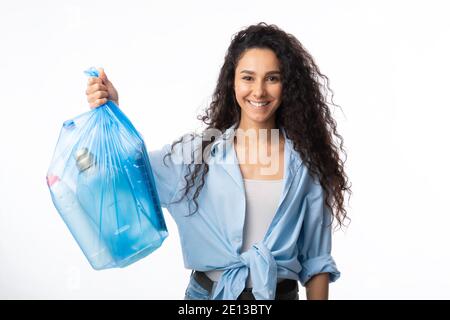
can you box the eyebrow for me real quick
[239,70,281,75]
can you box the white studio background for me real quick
[0,0,449,299]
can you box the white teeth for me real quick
[248,100,270,107]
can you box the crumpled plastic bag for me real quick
[46,67,168,270]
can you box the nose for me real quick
[252,80,267,99]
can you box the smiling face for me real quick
[234,48,283,130]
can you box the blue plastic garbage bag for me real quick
[46,67,168,270]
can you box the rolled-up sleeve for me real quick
[148,143,185,208]
[297,180,341,287]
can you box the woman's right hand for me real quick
[86,68,119,109]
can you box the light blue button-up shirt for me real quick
[148,126,340,300]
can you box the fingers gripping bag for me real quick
[46,67,168,270]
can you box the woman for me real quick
[85,22,351,300]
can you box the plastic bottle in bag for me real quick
[74,146,167,266]
[47,174,113,270]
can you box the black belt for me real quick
[193,270,299,300]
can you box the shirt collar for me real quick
[207,124,302,194]
[209,124,302,167]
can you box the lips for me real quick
[247,100,271,107]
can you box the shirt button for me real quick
[233,236,241,243]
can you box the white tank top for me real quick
[205,178,284,287]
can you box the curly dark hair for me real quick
[164,22,351,228]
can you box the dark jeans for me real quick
[184,270,299,300]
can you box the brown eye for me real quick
[242,76,253,81]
